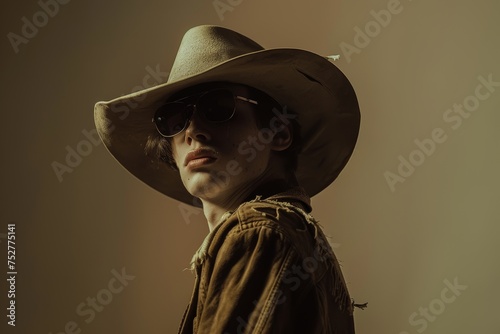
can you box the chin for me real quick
[187,180,225,200]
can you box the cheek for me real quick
[229,137,272,173]
[170,138,183,168]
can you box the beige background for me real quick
[1,0,499,333]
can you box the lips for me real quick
[184,147,218,167]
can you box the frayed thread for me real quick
[186,195,357,315]
[250,197,353,313]
[352,301,368,310]
[250,197,319,239]
[188,210,234,273]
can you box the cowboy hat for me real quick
[94,25,360,207]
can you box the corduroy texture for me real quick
[179,187,355,333]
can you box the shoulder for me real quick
[237,195,315,228]
[212,197,318,250]
[191,195,315,271]
[233,198,304,232]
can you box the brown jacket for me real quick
[178,186,356,334]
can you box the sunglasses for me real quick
[153,89,259,137]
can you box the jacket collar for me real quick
[189,181,312,273]
[244,179,312,213]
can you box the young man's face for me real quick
[169,83,276,202]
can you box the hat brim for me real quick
[94,48,360,207]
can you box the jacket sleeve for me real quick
[195,223,305,334]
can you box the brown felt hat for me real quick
[94,25,360,206]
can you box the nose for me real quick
[184,108,212,145]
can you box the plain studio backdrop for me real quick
[0,0,499,333]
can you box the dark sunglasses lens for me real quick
[154,103,189,137]
[198,90,235,122]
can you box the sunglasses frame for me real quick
[152,88,259,138]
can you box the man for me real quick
[94,25,361,333]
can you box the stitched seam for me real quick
[241,199,353,314]
[253,245,295,333]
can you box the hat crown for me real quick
[168,25,264,83]
[95,25,360,206]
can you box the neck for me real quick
[200,174,295,232]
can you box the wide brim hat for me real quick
[94,25,360,207]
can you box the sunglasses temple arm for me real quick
[236,96,258,105]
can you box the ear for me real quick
[270,123,293,152]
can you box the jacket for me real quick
[178,185,356,334]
